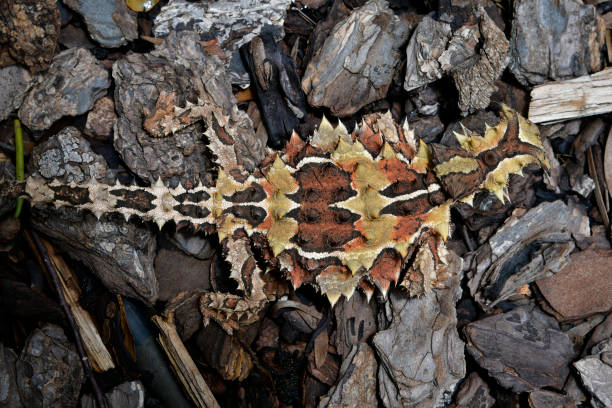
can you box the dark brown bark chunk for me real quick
[0,0,60,72]
[536,249,612,321]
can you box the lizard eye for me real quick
[482,151,500,167]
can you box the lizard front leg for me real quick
[200,232,268,335]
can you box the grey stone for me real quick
[574,338,612,408]
[0,344,22,408]
[302,0,411,117]
[0,65,31,121]
[63,0,137,48]
[509,0,605,85]
[404,16,452,92]
[465,305,575,392]
[16,324,84,408]
[18,48,110,131]
[153,0,291,53]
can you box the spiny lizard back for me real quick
[6,104,548,331]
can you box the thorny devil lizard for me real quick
[2,104,548,334]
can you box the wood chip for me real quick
[605,128,612,202]
[152,314,221,408]
[41,238,115,372]
[529,68,612,124]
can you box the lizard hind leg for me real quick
[400,229,450,297]
[200,233,268,335]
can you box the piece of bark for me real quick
[0,65,31,121]
[451,7,509,114]
[81,381,145,408]
[605,128,612,197]
[18,48,110,131]
[84,96,116,140]
[409,115,444,142]
[113,31,264,186]
[466,200,578,309]
[16,324,85,408]
[529,68,612,124]
[450,372,495,408]
[58,25,95,50]
[509,0,605,86]
[195,323,254,381]
[464,305,575,392]
[241,30,307,148]
[63,0,137,48]
[528,390,576,408]
[0,0,60,72]
[536,249,612,321]
[317,344,377,408]
[153,312,221,408]
[302,0,411,117]
[567,160,596,197]
[255,317,280,350]
[0,344,21,408]
[333,291,377,359]
[563,374,588,405]
[586,313,612,352]
[276,300,322,334]
[572,118,605,165]
[373,251,465,408]
[563,315,606,354]
[303,0,356,69]
[0,154,16,218]
[0,216,20,244]
[588,143,611,229]
[307,348,339,386]
[404,16,452,92]
[0,279,65,324]
[153,0,291,54]
[154,246,212,303]
[573,338,612,407]
[29,128,158,304]
[405,8,508,114]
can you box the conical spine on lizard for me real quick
[12,104,548,322]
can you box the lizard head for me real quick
[430,105,549,204]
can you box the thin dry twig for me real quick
[27,229,106,408]
[587,147,610,228]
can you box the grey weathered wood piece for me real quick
[529,68,612,124]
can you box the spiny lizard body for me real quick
[4,105,548,333]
